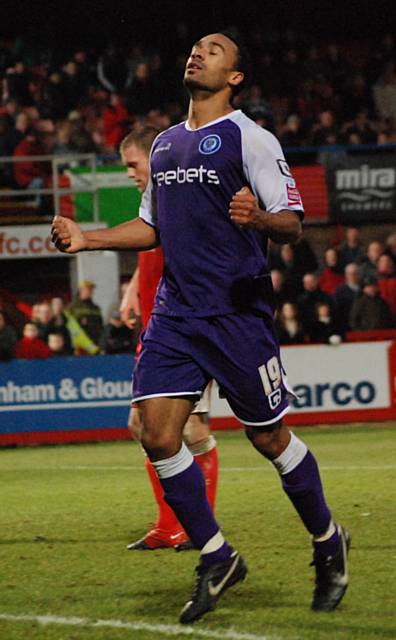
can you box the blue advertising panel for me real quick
[0,355,134,443]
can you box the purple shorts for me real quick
[132,312,292,426]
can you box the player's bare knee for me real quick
[183,413,210,447]
[245,421,289,459]
[140,428,181,461]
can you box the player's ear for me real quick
[228,70,244,91]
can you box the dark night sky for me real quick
[2,0,395,50]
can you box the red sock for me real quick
[194,446,219,511]
[145,456,184,533]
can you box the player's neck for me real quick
[187,92,234,130]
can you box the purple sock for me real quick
[154,445,231,565]
[313,526,341,558]
[281,450,332,536]
[273,434,340,556]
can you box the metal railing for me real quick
[0,153,100,221]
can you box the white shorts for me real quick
[192,382,212,414]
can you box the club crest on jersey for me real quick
[199,134,222,155]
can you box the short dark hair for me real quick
[220,29,251,95]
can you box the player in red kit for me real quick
[119,128,218,551]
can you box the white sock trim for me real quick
[272,432,308,475]
[313,520,336,542]
[201,530,225,555]
[188,435,217,457]
[152,442,194,479]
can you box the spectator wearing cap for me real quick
[349,276,394,331]
[100,310,137,354]
[69,281,103,346]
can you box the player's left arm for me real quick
[234,124,304,244]
[229,187,302,244]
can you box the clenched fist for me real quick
[229,186,263,229]
[51,216,87,254]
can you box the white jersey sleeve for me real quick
[239,117,304,215]
[138,173,157,228]
[138,132,168,228]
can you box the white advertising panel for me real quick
[0,224,106,260]
[210,342,391,418]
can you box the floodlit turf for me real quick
[1,423,395,640]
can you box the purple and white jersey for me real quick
[139,110,304,317]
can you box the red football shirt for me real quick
[138,247,164,328]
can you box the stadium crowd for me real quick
[0,28,395,189]
[1,227,396,362]
[0,28,396,361]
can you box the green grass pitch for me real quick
[1,423,395,640]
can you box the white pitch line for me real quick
[1,464,396,472]
[0,613,281,640]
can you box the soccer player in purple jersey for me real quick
[51,31,350,624]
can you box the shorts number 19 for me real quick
[258,357,281,396]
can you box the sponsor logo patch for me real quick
[153,142,172,154]
[153,165,220,186]
[199,134,222,155]
[277,159,293,177]
[268,389,282,410]
[287,183,302,206]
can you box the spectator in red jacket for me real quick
[377,254,396,317]
[13,129,50,190]
[102,92,131,152]
[15,323,51,359]
[319,247,345,295]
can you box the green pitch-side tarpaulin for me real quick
[68,165,141,226]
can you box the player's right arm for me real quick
[51,216,158,254]
[52,168,159,254]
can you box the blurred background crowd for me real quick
[0,17,396,361]
[0,26,395,184]
[1,226,396,362]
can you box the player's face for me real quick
[184,33,242,94]
[122,144,149,192]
